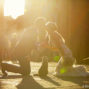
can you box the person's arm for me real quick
[48,31,73,57]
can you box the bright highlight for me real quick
[60,68,66,74]
[4,0,25,19]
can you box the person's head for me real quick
[34,17,48,42]
[45,21,58,33]
[45,21,65,43]
[34,17,47,30]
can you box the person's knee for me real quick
[21,63,31,75]
[17,58,31,75]
[21,68,30,75]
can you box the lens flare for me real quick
[60,68,66,74]
[54,56,60,62]
[4,0,25,19]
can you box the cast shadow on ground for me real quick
[55,76,89,86]
[0,75,22,79]
[40,76,60,86]
[17,76,46,89]
[0,75,55,89]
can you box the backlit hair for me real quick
[45,21,65,43]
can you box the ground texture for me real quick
[0,62,89,89]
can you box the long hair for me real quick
[45,21,65,43]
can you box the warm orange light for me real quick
[4,0,25,19]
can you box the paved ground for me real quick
[0,62,89,89]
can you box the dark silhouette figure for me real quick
[34,56,48,77]
[1,57,31,76]
[38,56,48,77]
[17,76,45,89]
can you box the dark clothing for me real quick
[1,57,30,75]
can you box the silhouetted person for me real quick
[0,28,36,77]
[46,22,89,77]
[33,17,50,77]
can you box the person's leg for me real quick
[1,62,21,76]
[18,57,31,76]
[1,57,31,76]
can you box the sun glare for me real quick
[4,0,25,19]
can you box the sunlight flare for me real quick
[4,0,25,19]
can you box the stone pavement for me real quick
[0,62,89,89]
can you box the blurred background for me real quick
[0,0,89,63]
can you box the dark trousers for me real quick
[1,58,31,75]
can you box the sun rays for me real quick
[4,0,25,19]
